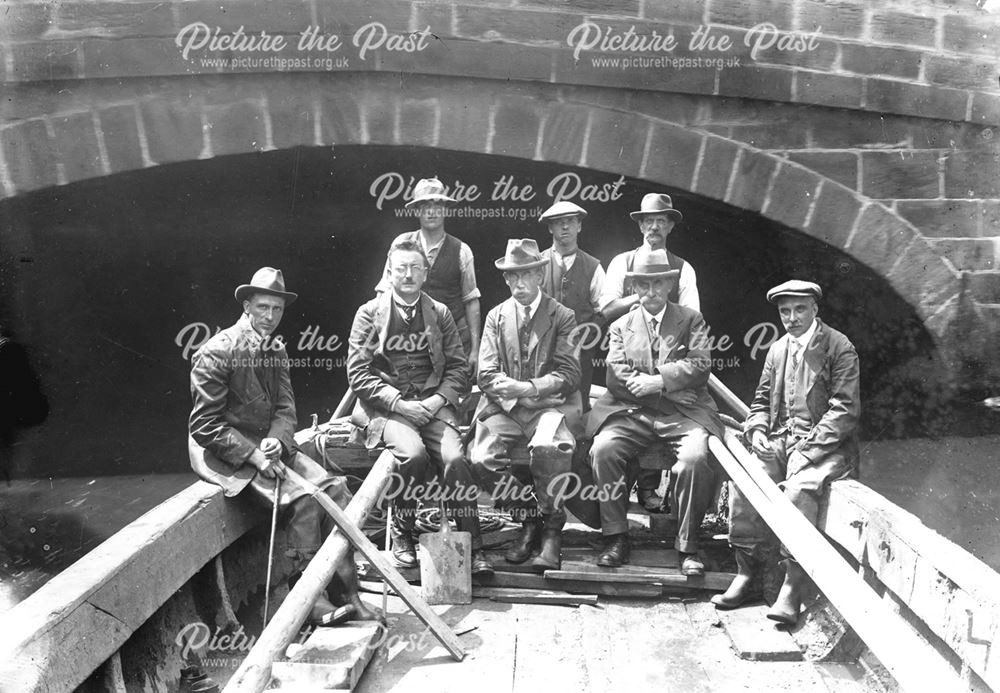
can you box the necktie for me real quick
[791,341,801,369]
[650,317,659,365]
[401,303,416,325]
[520,305,532,359]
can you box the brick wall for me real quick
[1,0,999,385]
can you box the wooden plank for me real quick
[0,482,258,693]
[718,605,804,662]
[271,622,382,691]
[474,570,662,598]
[223,451,396,693]
[709,431,965,692]
[281,465,465,662]
[821,479,1000,690]
[543,566,735,591]
[472,587,598,606]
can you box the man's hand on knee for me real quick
[249,448,287,480]
[750,430,777,463]
[396,400,433,427]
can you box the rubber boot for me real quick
[711,547,757,610]
[528,514,564,572]
[505,520,542,564]
[288,569,337,625]
[766,558,804,626]
[335,551,382,622]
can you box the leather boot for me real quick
[767,558,805,626]
[597,533,630,568]
[528,514,564,572]
[390,515,418,568]
[711,548,757,610]
[505,520,542,564]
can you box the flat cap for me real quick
[766,280,822,303]
[539,200,587,222]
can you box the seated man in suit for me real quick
[347,240,492,575]
[469,239,582,572]
[712,280,860,626]
[588,249,723,576]
[189,267,377,625]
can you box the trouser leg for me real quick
[525,410,575,521]
[469,412,533,516]
[380,414,430,534]
[590,415,653,536]
[727,440,786,552]
[669,425,718,554]
[422,415,484,550]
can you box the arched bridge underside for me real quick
[2,0,999,388]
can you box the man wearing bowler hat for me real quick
[468,239,582,572]
[376,177,483,371]
[189,268,377,625]
[712,280,860,627]
[601,192,700,512]
[538,200,607,411]
[588,249,723,576]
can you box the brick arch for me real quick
[0,74,958,351]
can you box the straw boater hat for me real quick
[404,177,457,208]
[625,249,681,280]
[766,280,823,304]
[629,193,683,222]
[234,267,298,306]
[538,200,588,223]
[494,238,548,271]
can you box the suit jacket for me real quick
[587,303,723,439]
[347,290,469,448]
[475,293,582,424]
[744,318,860,470]
[188,313,297,496]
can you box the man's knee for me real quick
[671,434,711,478]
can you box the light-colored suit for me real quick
[469,293,581,524]
[731,318,860,551]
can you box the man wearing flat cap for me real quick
[376,177,483,371]
[348,240,492,575]
[538,200,607,411]
[600,193,700,511]
[469,239,582,572]
[587,249,723,576]
[712,280,860,627]
[189,268,377,624]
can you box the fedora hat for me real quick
[766,279,822,304]
[494,238,548,271]
[539,200,587,223]
[404,177,457,208]
[234,267,298,306]
[625,249,680,280]
[629,193,683,221]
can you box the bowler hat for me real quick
[404,177,457,208]
[539,200,587,223]
[234,267,298,305]
[629,193,683,222]
[766,280,822,303]
[625,249,680,280]
[494,239,548,271]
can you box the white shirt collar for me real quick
[517,290,543,321]
[641,303,666,327]
[392,290,420,308]
[789,319,818,351]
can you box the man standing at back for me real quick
[538,200,606,411]
[600,193,699,512]
[376,177,482,372]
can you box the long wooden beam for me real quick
[281,464,466,661]
[0,482,258,693]
[709,431,963,691]
[223,450,396,693]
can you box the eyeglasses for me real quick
[392,263,427,275]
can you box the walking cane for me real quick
[382,505,392,614]
[263,476,281,625]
